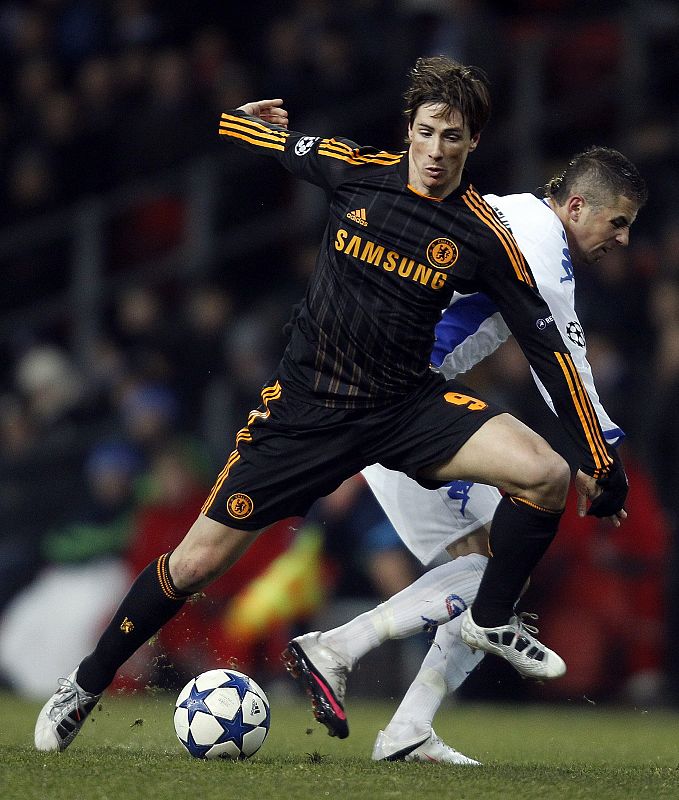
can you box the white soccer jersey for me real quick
[362,192,622,565]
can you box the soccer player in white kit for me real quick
[287,147,646,763]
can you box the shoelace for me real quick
[428,732,466,758]
[47,677,87,721]
[516,611,540,637]
[430,733,448,750]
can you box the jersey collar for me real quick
[397,157,472,203]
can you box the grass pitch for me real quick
[2,690,678,800]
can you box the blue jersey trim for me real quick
[603,427,625,447]
[432,294,500,367]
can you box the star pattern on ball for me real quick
[180,684,218,725]
[213,705,253,749]
[175,671,271,759]
[180,685,214,725]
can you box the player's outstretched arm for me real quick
[236,98,289,128]
[221,101,359,192]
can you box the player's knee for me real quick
[169,548,221,593]
[533,450,570,508]
[169,522,261,593]
[510,446,569,509]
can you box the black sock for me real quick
[471,494,563,627]
[77,553,190,695]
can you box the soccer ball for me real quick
[173,668,271,759]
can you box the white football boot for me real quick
[282,631,352,739]
[372,728,481,765]
[34,668,102,751]
[460,608,566,680]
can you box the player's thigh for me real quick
[421,413,569,501]
[361,463,500,565]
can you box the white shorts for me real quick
[361,463,502,565]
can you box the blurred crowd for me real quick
[2,0,679,706]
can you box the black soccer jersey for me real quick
[219,110,612,479]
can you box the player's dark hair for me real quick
[404,56,491,137]
[545,146,648,208]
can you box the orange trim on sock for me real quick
[156,553,184,600]
[509,496,563,514]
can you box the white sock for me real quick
[383,615,485,742]
[441,616,485,695]
[321,553,487,666]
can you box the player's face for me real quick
[569,195,639,265]
[407,103,479,199]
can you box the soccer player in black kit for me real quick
[36,56,628,752]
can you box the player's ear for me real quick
[567,195,584,221]
[468,133,481,152]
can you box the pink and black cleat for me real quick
[282,632,350,739]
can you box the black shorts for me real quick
[202,370,502,530]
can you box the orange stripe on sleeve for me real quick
[462,189,534,286]
[219,129,286,151]
[467,189,532,279]
[220,113,289,141]
[320,138,354,154]
[219,115,288,150]
[558,352,609,464]
[317,143,402,166]
[554,352,610,476]
[562,353,611,472]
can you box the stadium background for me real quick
[0,0,678,710]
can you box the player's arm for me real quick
[472,223,614,459]
[484,267,609,476]
[218,100,385,191]
[433,292,510,378]
[438,199,609,480]
[436,288,622,446]
[481,266,628,518]
[435,284,625,519]
[529,276,628,525]
[462,191,612,484]
[529,271,624,448]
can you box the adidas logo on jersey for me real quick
[346,208,368,226]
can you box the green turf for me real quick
[2,690,679,800]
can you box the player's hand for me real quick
[575,469,601,517]
[575,462,628,528]
[237,99,289,128]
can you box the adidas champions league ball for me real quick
[174,669,271,759]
